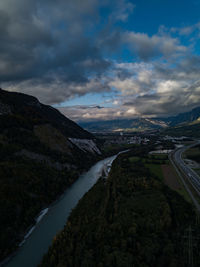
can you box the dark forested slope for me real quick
[40,148,199,267]
[0,89,101,261]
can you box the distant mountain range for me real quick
[163,106,200,126]
[0,89,101,261]
[79,107,200,133]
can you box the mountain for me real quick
[79,118,168,133]
[79,107,200,133]
[0,88,93,139]
[162,121,200,138]
[163,106,200,126]
[0,89,101,262]
[160,107,200,137]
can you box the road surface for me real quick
[170,141,200,212]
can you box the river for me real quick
[5,154,120,267]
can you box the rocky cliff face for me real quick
[0,88,101,166]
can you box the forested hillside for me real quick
[0,89,101,261]
[40,148,199,267]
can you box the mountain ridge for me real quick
[0,88,94,139]
[164,106,200,126]
[0,88,101,262]
[79,106,200,133]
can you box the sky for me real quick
[1,0,200,121]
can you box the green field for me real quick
[129,154,192,203]
[170,164,193,204]
[129,154,167,181]
[149,154,168,160]
[184,145,200,163]
[145,163,164,181]
[102,143,136,155]
[129,156,142,163]
[194,168,200,176]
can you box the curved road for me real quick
[170,141,200,211]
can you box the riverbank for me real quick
[3,152,123,267]
[0,154,100,267]
[40,149,198,267]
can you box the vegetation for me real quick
[0,89,101,261]
[102,143,136,157]
[195,169,200,176]
[145,163,163,181]
[1,89,199,265]
[40,148,200,267]
[162,123,200,138]
[184,145,200,163]
[0,158,78,260]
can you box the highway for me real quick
[170,141,200,211]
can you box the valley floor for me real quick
[40,147,200,267]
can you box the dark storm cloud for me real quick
[0,0,113,103]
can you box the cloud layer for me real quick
[1,0,200,120]
[0,0,112,103]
